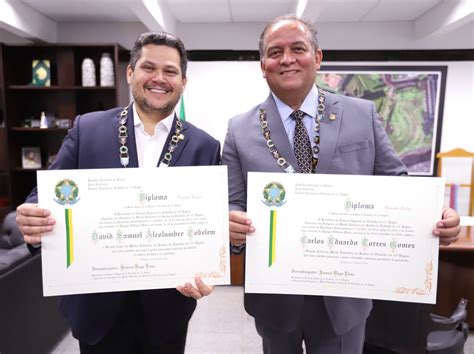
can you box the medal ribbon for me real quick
[65,208,74,267]
[268,209,277,267]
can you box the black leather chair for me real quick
[427,298,469,354]
[0,211,69,354]
[364,299,469,354]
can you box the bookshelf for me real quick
[0,43,121,209]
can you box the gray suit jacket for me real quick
[222,90,407,335]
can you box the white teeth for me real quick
[149,88,167,93]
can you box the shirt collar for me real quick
[272,85,319,121]
[132,103,174,134]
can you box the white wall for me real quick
[57,22,147,49]
[0,28,31,44]
[185,61,268,144]
[438,61,474,152]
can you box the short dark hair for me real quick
[258,15,319,62]
[129,31,187,77]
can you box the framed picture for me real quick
[22,147,42,169]
[56,118,71,129]
[31,59,51,87]
[316,65,447,176]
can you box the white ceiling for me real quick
[1,0,472,45]
[20,0,444,23]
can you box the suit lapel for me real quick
[261,94,300,172]
[317,91,342,174]
[112,104,139,168]
[158,115,189,167]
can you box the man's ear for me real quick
[126,64,133,85]
[260,61,266,78]
[315,49,323,71]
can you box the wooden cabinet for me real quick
[0,44,9,221]
[435,227,474,328]
[0,44,121,208]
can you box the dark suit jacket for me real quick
[222,91,407,336]
[26,106,221,345]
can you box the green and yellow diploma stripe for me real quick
[268,209,277,267]
[65,208,74,267]
[262,182,286,268]
[54,179,80,268]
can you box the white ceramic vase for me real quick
[81,58,96,87]
[100,53,114,87]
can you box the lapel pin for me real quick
[329,114,337,121]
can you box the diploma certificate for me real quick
[38,166,230,296]
[245,172,445,304]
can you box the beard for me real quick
[132,87,181,118]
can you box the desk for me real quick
[435,226,474,327]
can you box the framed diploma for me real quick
[245,172,445,304]
[37,166,230,296]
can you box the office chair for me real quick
[427,298,469,354]
[364,298,469,354]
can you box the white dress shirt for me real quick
[133,104,174,168]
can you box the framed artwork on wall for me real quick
[316,65,448,176]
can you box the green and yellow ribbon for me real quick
[268,209,277,267]
[65,208,74,267]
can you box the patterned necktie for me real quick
[291,110,312,173]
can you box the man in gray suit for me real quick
[222,15,461,354]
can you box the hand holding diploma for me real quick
[229,210,255,247]
[16,203,56,245]
[176,277,215,299]
[434,208,461,246]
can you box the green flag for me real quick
[179,96,186,121]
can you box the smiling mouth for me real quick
[147,87,170,94]
[280,70,299,75]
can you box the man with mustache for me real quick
[223,15,461,354]
[16,32,220,354]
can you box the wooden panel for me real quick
[0,128,6,169]
[435,227,474,327]
[57,48,75,87]
[231,254,244,285]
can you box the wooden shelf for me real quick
[1,43,121,208]
[13,167,46,172]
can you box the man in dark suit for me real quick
[16,32,220,354]
[223,15,461,354]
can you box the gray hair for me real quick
[129,31,187,77]
[258,15,319,61]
